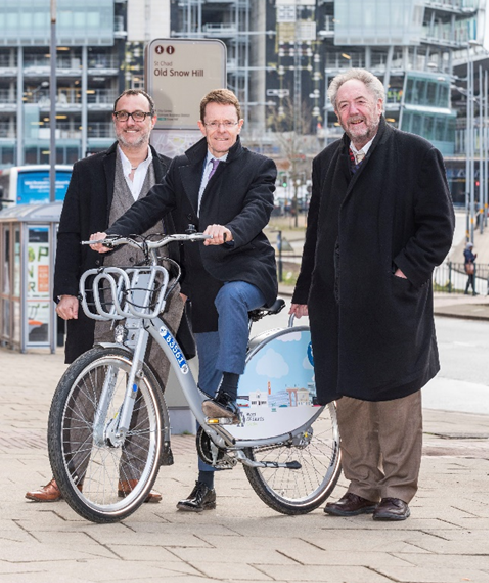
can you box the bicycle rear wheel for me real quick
[243,402,341,515]
[48,347,163,523]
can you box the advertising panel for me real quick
[27,226,50,343]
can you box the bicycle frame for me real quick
[79,234,325,468]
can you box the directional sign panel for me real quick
[145,39,227,131]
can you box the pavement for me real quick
[0,217,488,583]
[1,295,489,583]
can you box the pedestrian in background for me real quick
[463,241,477,295]
[26,89,186,504]
[290,69,454,521]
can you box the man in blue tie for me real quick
[90,88,278,512]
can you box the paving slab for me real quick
[1,343,489,583]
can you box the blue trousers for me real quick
[194,281,266,472]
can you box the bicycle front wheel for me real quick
[243,402,341,515]
[48,347,163,523]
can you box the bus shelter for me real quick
[0,202,61,353]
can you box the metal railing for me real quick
[433,262,489,295]
[22,88,117,106]
[87,122,116,139]
[0,123,15,138]
[0,89,16,103]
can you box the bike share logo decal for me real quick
[307,341,314,367]
[159,326,189,374]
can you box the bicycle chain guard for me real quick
[196,427,236,469]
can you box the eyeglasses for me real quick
[204,121,239,129]
[113,110,152,122]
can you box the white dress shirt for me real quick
[118,145,153,200]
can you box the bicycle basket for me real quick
[79,265,170,321]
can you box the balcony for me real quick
[22,56,119,77]
[87,122,116,139]
[21,88,117,110]
[0,65,17,77]
[0,123,16,139]
[0,89,16,110]
[114,15,127,39]
[37,124,82,140]
[201,22,238,37]
[318,15,335,38]
[87,89,118,109]
[423,0,478,14]
[421,24,470,47]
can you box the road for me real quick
[251,302,489,415]
[423,316,489,414]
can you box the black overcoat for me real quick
[53,142,172,363]
[292,118,455,405]
[105,136,278,333]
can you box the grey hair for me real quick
[327,69,385,111]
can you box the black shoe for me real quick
[176,481,216,512]
[202,392,240,424]
[372,497,410,521]
[324,492,378,516]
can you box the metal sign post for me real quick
[143,38,227,431]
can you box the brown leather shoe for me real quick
[118,479,162,503]
[373,497,410,521]
[26,478,62,502]
[324,492,378,516]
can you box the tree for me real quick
[267,97,318,226]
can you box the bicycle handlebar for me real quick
[81,232,212,248]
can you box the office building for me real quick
[0,0,147,167]
[2,0,488,211]
[171,0,487,205]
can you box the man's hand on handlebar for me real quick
[203,224,233,246]
[89,232,112,253]
[289,304,308,319]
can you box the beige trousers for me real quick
[336,391,422,504]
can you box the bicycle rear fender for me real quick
[228,326,321,442]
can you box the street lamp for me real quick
[49,0,57,202]
[466,39,483,243]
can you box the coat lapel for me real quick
[102,142,118,218]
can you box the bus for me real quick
[0,165,73,210]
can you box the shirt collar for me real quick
[207,149,228,164]
[118,145,152,174]
[350,135,376,156]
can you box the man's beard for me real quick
[116,128,150,149]
[343,116,378,143]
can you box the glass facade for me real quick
[404,74,450,108]
[0,0,114,46]
[334,0,424,45]
[401,74,455,155]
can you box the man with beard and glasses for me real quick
[26,89,187,504]
[290,69,454,521]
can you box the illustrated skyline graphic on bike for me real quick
[233,330,317,436]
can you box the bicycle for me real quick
[47,233,341,523]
